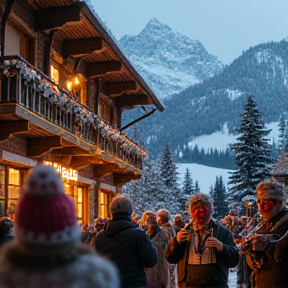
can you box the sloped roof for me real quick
[273,153,288,176]
[6,0,164,111]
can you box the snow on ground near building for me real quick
[176,163,232,193]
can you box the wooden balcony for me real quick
[0,56,147,171]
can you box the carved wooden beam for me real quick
[116,94,149,108]
[35,4,82,31]
[27,136,62,156]
[44,30,57,76]
[50,146,91,156]
[62,37,102,58]
[69,156,91,170]
[0,120,29,141]
[113,173,140,186]
[47,155,72,166]
[93,163,120,178]
[87,61,121,78]
[102,81,137,97]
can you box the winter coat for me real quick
[0,241,119,288]
[145,229,171,288]
[246,209,288,288]
[165,219,239,288]
[161,221,176,239]
[0,217,14,247]
[161,221,177,288]
[94,214,158,288]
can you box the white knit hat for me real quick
[14,164,81,246]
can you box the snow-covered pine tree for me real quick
[212,176,229,220]
[159,143,181,215]
[228,95,273,205]
[195,180,200,193]
[209,185,214,197]
[123,159,167,215]
[284,120,288,153]
[278,116,286,154]
[180,168,194,211]
[182,168,194,195]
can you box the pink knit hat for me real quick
[14,164,81,246]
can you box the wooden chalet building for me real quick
[0,0,164,225]
[273,153,288,200]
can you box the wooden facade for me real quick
[0,0,164,225]
[273,153,288,198]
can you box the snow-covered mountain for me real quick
[118,18,224,99]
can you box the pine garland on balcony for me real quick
[0,59,148,161]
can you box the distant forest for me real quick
[176,145,235,169]
[124,40,288,165]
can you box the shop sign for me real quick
[44,161,78,181]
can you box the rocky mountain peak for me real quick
[118,18,224,99]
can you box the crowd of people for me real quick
[0,164,288,287]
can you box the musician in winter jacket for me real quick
[243,179,288,288]
[165,193,239,288]
[94,195,158,288]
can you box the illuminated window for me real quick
[50,65,59,84]
[77,187,83,220]
[100,191,109,218]
[7,168,21,221]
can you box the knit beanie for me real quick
[256,178,286,201]
[189,193,213,212]
[14,164,81,255]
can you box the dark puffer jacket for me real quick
[94,214,158,288]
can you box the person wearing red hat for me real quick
[165,193,239,288]
[0,164,119,288]
[243,179,288,288]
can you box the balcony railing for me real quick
[0,56,147,168]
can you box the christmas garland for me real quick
[0,59,148,161]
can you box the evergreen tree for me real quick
[158,144,181,214]
[228,95,273,205]
[159,144,178,189]
[278,116,286,154]
[213,176,229,220]
[284,122,288,153]
[182,168,194,195]
[123,159,167,215]
[209,185,214,197]
[180,168,194,212]
[195,180,200,193]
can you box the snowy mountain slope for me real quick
[187,122,280,152]
[118,18,224,99]
[134,40,288,159]
[177,163,232,194]
[177,122,280,193]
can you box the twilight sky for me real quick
[90,0,288,65]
